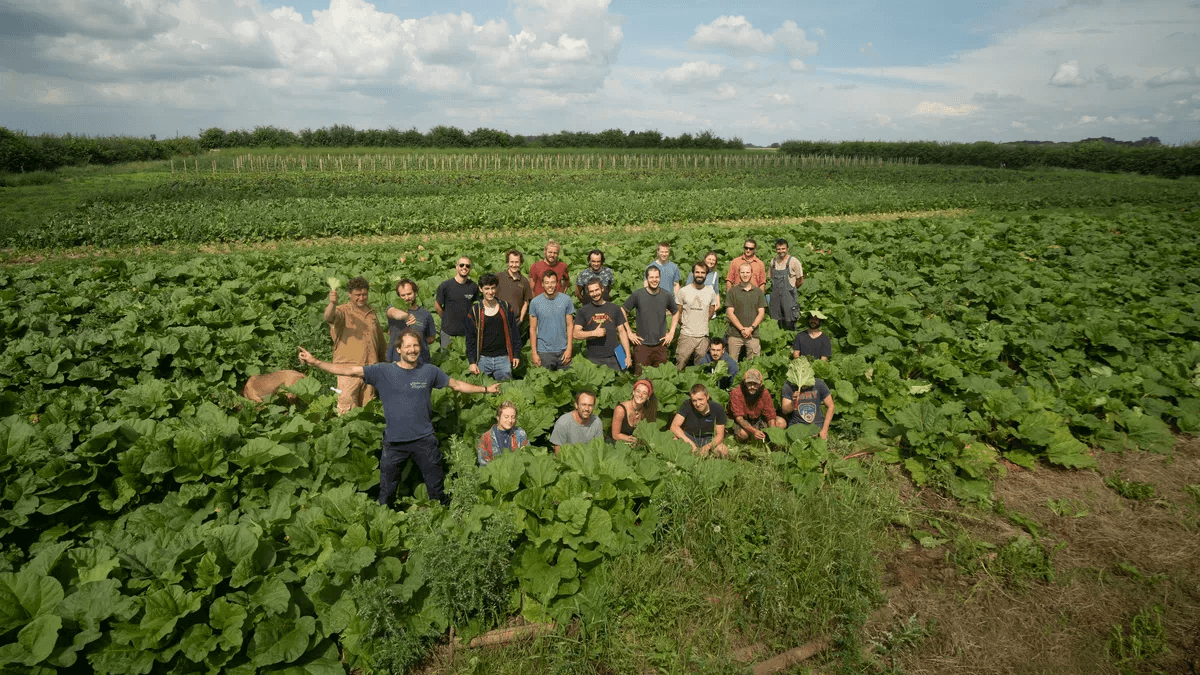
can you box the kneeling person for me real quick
[298,331,499,506]
[670,384,729,458]
[551,390,603,452]
[781,359,835,440]
[729,369,785,441]
[477,401,529,466]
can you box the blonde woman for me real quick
[611,379,659,444]
[477,401,529,466]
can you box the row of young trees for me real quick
[778,139,1200,179]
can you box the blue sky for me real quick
[1,0,1197,144]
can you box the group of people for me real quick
[296,237,837,506]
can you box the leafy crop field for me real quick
[1,159,1198,673]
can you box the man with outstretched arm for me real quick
[298,330,499,506]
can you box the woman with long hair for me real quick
[477,400,529,466]
[611,379,659,444]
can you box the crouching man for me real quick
[298,330,499,506]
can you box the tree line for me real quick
[778,139,1200,179]
[0,125,744,174]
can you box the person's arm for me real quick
[562,314,574,364]
[706,423,726,454]
[529,314,542,367]
[386,306,413,323]
[781,387,797,416]
[751,306,765,335]
[323,290,338,324]
[298,346,363,378]
[434,284,445,317]
[518,298,530,325]
[669,413,697,451]
[447,378,501,395]
[464,307,480,372]
[507,304,521,369]
[573,314,604,340]
[612,404,635,443]
[664,307,680,346]
[820,394,835,440]
[726,304,746,335]
[618,323,633,370]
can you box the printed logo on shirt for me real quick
[798,402,818,424]
[410,382,428,389]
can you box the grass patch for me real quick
[1104,471,1156,501]
[1107,605,1169,673]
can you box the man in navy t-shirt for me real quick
[299,330,499,506]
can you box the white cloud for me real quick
[774,20,818,57]
[1079,115,1098,124]
[1146,66,1200,87]
[767,93,794,105]
[1011,121,1027,129]
[689,15,774,54]
[788,59,807,72]
[659,60,724,86]
[715,83,736,100]
[873,113,897,129]
[814,27,826,38]
[914,101,979,117]
[1048,60,1089,87]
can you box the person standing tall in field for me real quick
[528,270,575,371]
[575,279,633,371]
[496,249,533,331]
[386,279,436,366]
[435,257,480,349]
[645,242,682,295]
[725,239,767,291]
[575,249,615,302]
[464,273,522,381]
[298,331,500,506]
[530,241,569,298]
[323,276,386,414]
[675,262,721,369]
[768,238,804,330]
[725,262,766,361]
[623,266,680,375]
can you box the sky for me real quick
[0,0,1198,145]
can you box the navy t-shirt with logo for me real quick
[436,278,480,336]
[362,363,450,442]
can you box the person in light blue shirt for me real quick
[528,269,575,371]
[645,241,681,295]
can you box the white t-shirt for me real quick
[675,284,719,337]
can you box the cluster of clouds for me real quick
[0,0,1197,143]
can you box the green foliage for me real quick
[1104,471,1157,501]
[1107,605,1169,672]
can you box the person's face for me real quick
[744,381,762,398]
[456,258,472,277]
[497,407,517,431]
[545,244,560,264]
[709,342,725,360]
[808,316,822,330]
[349,288,369,307]
[587,282,604,304]
[692,265,707,286]
[507,254,522,273]
[542,274,558,296]
[646,268,661,291]
[398,335,421,364]
[690,391,710,415]
[775,243,788,260]
[739,265,752,284]
[742,242,757,259]
[589,253,603,272]
[397,284,417,306]
[657,245,670,262]
[704,253,717,271]
[482,283,498,301]
[632,384,650,405]
[576,394,596,421]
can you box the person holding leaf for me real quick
[780,358,835,440]
[299,330,500,506]
[323,275,385,414]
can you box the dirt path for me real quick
[1,209,971,265]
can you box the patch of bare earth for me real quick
[0,209,971,265]
[875,437,1200,674]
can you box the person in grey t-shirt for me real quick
[550,390,603,452]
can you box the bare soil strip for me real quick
[1,209,971,265]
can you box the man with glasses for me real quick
[435,257,480,349]
[725,238,767,292]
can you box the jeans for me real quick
[379,435,447,506]
[478,354,512,381]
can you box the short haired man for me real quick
[298,331,500,506]
[496,249,533,326]
[725,262,767,361]
[622,266,680,375]
[528,270,575,370]
[696,337,739,389]
[645,242,682,295]
[781,358,835,440]
[530,241,569,297]
[675,262,721,369]
[323,276,386,414]
[550,390,603,452]
[729,369,785,441]
[670,383,729,458]
[791,310,832,361]
[465,273,522,381]
[386,279,436,366]
[574,279,632,371]
[575,249,615,302]
[725,238,767,291]
[435,257,480,348]
[769,238,804,330]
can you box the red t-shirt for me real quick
[529,260,569,297]
[728,385,777,421]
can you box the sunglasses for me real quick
[457,263,472,268]
[744,246,756,251]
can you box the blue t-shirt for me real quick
[362,363,450,442]
[782,378,831,429]
[646,260,682,291]
[529,292,575,352]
